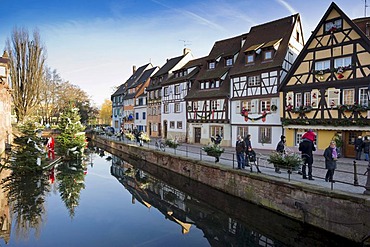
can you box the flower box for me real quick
[267,152,303,170]
[202,144,224,157]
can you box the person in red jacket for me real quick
[47,136,55,160]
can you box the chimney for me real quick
[133,65,136,73]
[183,48,191,55]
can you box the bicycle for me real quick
[155,139,166,151]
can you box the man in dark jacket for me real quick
[355,135,363,160]
[244,134,252,167]
[236,135,246,169]
[299,134,316,180]
[275,135,286,174]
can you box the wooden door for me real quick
[158,123,161,137]
[194,127,201,143]
[343,131,361,158]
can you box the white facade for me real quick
[134,95,147,132]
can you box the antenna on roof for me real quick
[179,39,192,47]
[365,0,369,17]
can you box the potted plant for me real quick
[202,144,224,158]
[267,152,303,171]
[165,138,179,149]
[139,132,151,143]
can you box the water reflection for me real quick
[107,150,357,247]
[0,148,92,243]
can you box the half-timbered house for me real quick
[146,49,193,138]
[185,35,247,146]
[279,2,370,157]
[161,57,204,142]
[112,64,153,132]
[230,14,304,149]
[133,66,159,132]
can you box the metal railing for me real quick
[95,133,368,194]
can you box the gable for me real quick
[281,2,370,89]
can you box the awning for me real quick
[283,125,370,131]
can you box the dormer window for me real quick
[264,50,273,60]
[226,58,233,66]
[246,54,254,64]
[324,18,342,33]
[208,61,216,69]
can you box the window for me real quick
[135,112,139,120]
[343,89,354,105]
[170,121,175,129]
[237,126,248,139]
[246,54,254,63]
[315,60,330,71]
[248,75,261,87]
[259,127,271,144]
[304,92,311,106]
[164,103,169,113]
[164,87,169,96]
[324,19,342,32]
[359,88,369,106]
[296,130,317,146]
[226,58,233,66]
[142,112,146,120]
[241,100,251,112]
[264,51,272,60]
[295,93,302,107]
[296,31,300,43]
[177,121,182,129]
[208,61,215,69]
[153,107,156,115]
[260,99,271,112]
[175,103,181,113]
[175,85,180,94]
[327,88,340,107]
[334,56,351,68]
[210,126,223,138]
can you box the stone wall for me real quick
[92,135,370,243]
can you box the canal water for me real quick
[0,146,358,247]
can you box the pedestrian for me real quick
[235,135,246,169]
[355,135,363,160]
[244,134,252,167]
[363,136,370,161]
[323,141,338,182]
[299,130,316,180]
[274,135,286,174]
[211,134,222,163]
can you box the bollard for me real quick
[186,145,188,157]
[364,160,370,195]
[232,153,235,169]
[200,149,202,161]
[353,160,359,186]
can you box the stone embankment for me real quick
[91,134,370,244]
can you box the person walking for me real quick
[274,135,286,174]
[355,135,363,160]
[235,135,246,169]
[299,130,316,180]
[363,136,370,161]
[244,134,252,167]
[323,141,338,182]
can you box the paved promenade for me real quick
[101,135,370,196]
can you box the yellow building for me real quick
[279,2,370,157]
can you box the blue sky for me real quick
[0,0,365,107]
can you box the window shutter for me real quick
[271,98,278,112]
[251,99,259,113]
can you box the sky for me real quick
[0,0,366,107]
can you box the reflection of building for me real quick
[0,51,11,154]
[0,168,11,244]
[110,159,278,244]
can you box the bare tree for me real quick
[6,27,46,122]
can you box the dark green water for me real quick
[0,146,358,247]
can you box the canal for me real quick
[0,146,359,247]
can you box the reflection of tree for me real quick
[56,161,86,218]
[1,168,50,241]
